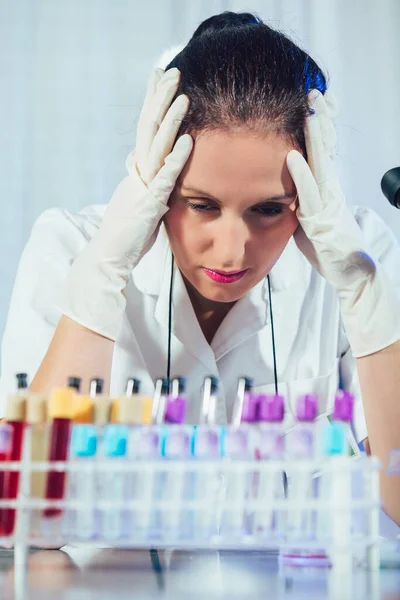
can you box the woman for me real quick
[1,12,400,525]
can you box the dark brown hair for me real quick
[167,11,328,153]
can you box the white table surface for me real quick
[0,546,399,600]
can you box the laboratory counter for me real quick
[0,547,399,600]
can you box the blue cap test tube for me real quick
[69,424,98,540]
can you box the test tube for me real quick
[25,392,48,537]
[119,377,152,436]
[93,379,112,430]
[44,377,78,519]
[222,377,257,536]
[1,373,28,536]
[152,377,169,425]
[161,377,191,537]
[68,423,98,540]
[322,391,355,456]
[100,422,129,540]
[118,377,151,538]
[98,377,134,540]
[134,378,168,538]
[254,393,285,538]
[65,377,102,540]
[0,423,13,536]
[164,377,187,425]
[320,390,354,568]
[192,376,223,538]
[286,394,318,536]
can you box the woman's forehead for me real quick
[177,130,296,201]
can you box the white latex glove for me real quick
[61,68,193,340]
[287,90,400,358]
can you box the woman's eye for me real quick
[188,201,217,212]
[253,205,284,218]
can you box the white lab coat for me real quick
[1,203,400,538]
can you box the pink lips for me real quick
[203,268,248,284]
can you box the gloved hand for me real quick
[61,68,193,340]
[287,90,400,357]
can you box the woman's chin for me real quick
[194,281,251,303]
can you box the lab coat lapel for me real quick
[211,278,271,360]
[211,238,304,361]
[154,255,217,372]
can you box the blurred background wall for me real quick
[0,0,399,347]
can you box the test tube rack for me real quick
[0,422,381,573]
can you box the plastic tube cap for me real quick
[171,377,186,397]
[72,395,93,424]
[118,395,143,424]
[239,377,253,392]
[26,394,47,424]
[333,390,354,422]
[257,394,285,422]
[68,377,81,392]
[165,396,187,424]
[48,388,75,420]
[141,397,153,424]
[125,378,140,396]
[103,425,128,457]
[203,375,219,395]
[94,396,111,426]
[90,378,104,396]
[296,394,318,422]
[5,394,27,422]
[16,373,28,390]
[158,378,170,395]
[71,425,97,457]
[240,392,258,423]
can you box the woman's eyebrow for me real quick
[180,185,297,203]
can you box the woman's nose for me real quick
[212,218,249,268]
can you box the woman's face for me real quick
[164,129,299,304]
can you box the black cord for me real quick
[167,252,174,384]
[267,274,278,394]
[150,547,165,590]
[267,275,286,494]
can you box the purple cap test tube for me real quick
[333,390,354,422]
[296,394,318,422]
[257,394,285,422]
[164,377,187,424]
[256,394,285,458]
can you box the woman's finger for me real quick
[150,134,193,203]
[146,95,190,181]
[304,110,330,209]
[136,68,180,176]
[286,149,323,217]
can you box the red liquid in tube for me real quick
[0,373,28,536]
[1,422,25,535]
[44,418,72,518]
[0,424,13,536]
[44,378,78,518]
